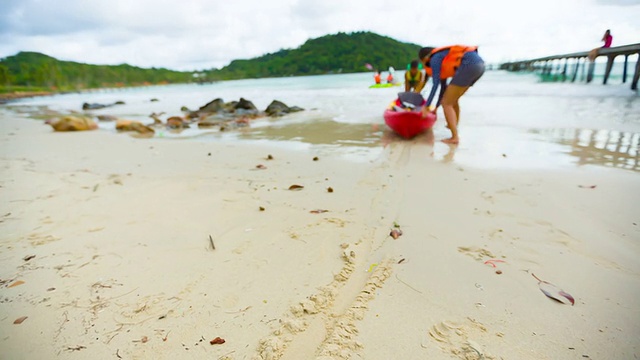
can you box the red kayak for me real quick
[383,109,436,139]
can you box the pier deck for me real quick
[500,43,640,90]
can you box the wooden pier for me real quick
[500,43,640,90]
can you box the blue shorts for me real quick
[451,52,485,87]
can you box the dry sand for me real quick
[0,112,639,360]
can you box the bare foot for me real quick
[442,137,459,144]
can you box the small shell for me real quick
[209,337,225,345]
[389,229,403,239]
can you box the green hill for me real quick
[0,52,193,92]
[206,31,421,80]
[0,31,422,92]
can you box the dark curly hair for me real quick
[418,47,435,60]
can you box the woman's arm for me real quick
[436,79,448,107]
[425,51,445,107]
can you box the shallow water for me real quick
[3,68,639,173]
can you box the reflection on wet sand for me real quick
[380,128,458,163]
[239,118,381,146]
[241,119,461,164]
[534,128,639,172]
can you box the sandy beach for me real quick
[1,112,639,360]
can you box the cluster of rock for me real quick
[47,97,304,134]
[82,101,125,110]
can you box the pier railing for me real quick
[500,43,640,90]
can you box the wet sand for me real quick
[0,113,639,360]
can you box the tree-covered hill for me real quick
[0,31,422,92]
[206,31,421,80]
[0,52,193,92]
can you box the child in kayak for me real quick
[404,60,424,92]
[418,45,485,144]
[374,71,381,84]
[386,72,394,84]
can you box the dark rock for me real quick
[150,98,159,102]
[265,100,290,117]
[198,98,225,113]
[82,101,124,110]
[82,103,108,110]
[97,115,118,122]
[265,100,305,116]
[235,98,257,111]
[224,101,238,111]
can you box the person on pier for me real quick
[588,29,612,61]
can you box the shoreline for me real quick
[0,110,639,359]
[0,91,54,104]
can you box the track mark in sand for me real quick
[315,259,393,359]
[427,317,498,360]
[253,245,393,360]
[472,208,495,217]
[488,227,511,241]
[532,220,582,248]
[27,232,61,246]
[253,245,358,360]
[457,247,501,261]
[480,191,495,204]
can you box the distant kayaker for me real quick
[374,71,381,84]
[386,72,394,84]
[418,45,485,144]
[404,60,424,92]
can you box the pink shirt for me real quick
[603,34,612,48]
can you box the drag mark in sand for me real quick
[457,246,500,261]
[314,259,393,359]
[253,245,394,360]
[427,317,498,360]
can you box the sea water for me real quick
[4,65,640,173]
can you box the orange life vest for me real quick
[424,45,478,79]
[374,73,381,84]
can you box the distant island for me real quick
[0,31,421,97]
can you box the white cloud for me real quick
[0,0,638,70]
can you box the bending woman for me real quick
[418,45,485,144]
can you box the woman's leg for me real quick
[441,85,469,144]
[444,61,484,143]
[444,91,464,129]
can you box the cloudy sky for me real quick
[1,0,639,71]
